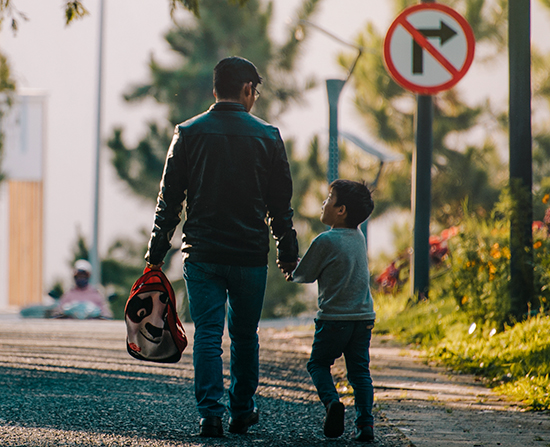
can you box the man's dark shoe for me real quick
[354,425,374,442]
[199,416,223,437]
[324,400,345,438]
[228,408,259,434]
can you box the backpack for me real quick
[125,267,188,363]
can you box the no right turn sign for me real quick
[383,3,475,94]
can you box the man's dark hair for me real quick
[213,56,262,100]
[330,179,374,228]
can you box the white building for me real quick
[0,92,47,310]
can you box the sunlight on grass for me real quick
[373,290,550,410]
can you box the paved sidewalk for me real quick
[0,317,548,446]
[367,336,550,447]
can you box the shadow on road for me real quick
[0,319,408,447]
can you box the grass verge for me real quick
[373,289,550,411]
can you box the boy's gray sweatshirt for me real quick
[292,228,375,321]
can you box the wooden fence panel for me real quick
[8,181,43,307]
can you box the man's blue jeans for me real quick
[183,261,267,420]
[307,319,375,428]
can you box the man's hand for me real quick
[146,262,164,271]
[277,260,298,282]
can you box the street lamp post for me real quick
[326,79,346,184]
[296,20,368,187]
[338,130,403,253]
[90,0,105,286]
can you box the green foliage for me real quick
[169,0,200,17]
[64,1,89,25]
[108,125,171,201]
[0,52,16,183]
[0,0,27,32]
[425,189,547,327]
[0,0,223,31]
[443,206,512,327]
[1,1,90,30]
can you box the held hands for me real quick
[277,259,299,282]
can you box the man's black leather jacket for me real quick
[145,102,298,267]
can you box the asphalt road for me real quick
[0,318,409,447]
[1,317,548,447]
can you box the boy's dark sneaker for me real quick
[354,425,374,442]
[324,400,345,438]
[228,408,259,434]
[199,416,223,437]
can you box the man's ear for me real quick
[243,81,253,98]
[213,88,217,99]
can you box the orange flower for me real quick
[488,261,497,280]
[534,241,542,249]
[490,243,501,259]
[543,194,550,204]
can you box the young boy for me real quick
[289,179,375,442]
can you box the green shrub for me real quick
[443,214,512,327]
[435,190,548,327]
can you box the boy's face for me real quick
[321,188,341,227]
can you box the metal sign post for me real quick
[411,95,433,298]
[384,3,475,297]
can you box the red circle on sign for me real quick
[383,3,475,94]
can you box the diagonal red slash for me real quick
[397,16,459,77]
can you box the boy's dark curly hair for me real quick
[330,179,374,228]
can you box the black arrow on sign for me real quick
[413,21,457,74]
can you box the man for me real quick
[53,259,113,319]
[145,56,298,437]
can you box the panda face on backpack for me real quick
[125,268,187,363]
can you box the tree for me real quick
[107,0,323,318]
[0,0,229,30]
[0,52,16,182]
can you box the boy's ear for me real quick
[337,205,347,216]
